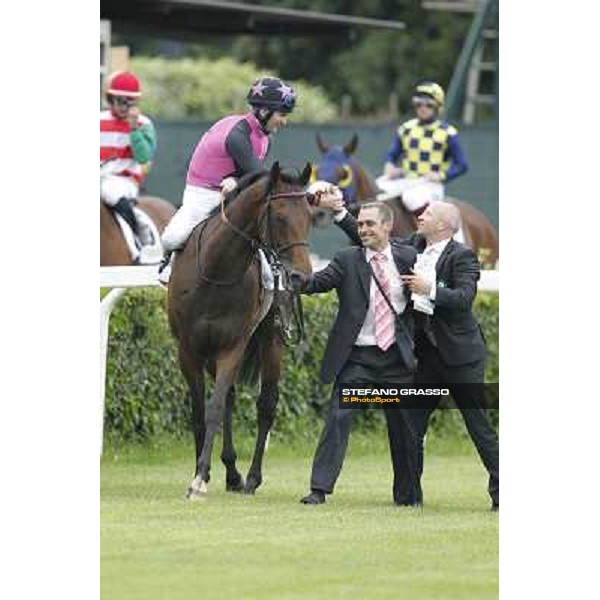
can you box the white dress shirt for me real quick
[412,237,451,313]
[355,244,407,346]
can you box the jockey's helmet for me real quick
[414,81,445,108]
[247,76,296,114]
[106,71,142,98]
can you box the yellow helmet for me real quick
[414,82,445,108]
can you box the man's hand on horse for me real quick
[425,172,444,183]
[400,271,432,296]
[307,181,343,209]
[220,177,238,195]
[318,194,345,213]
[382,163,405,179]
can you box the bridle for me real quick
[195,186,318,344]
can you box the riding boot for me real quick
[113,197,139,235]
[158,251,175,286]
[158,250,172,274]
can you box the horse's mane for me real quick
[205,167,305,220]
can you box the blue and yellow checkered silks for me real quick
[397,118,458,179]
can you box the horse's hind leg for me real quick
[245,319,283,495]
[222,386,244,492]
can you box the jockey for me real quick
[378,81,468,216]
[100,71,157,249]
[158,76,297,283]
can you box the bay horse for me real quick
[312,133,499,268]
[167,162,313,500]
[100,195,176,266]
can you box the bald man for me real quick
[328,200,499,511]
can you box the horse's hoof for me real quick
[243,476,261,495]
[226,474,245,493]
[185,476,208,501]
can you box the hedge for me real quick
[104,289,499,445]
[130,56,337,123]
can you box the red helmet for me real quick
[106,71,142,98]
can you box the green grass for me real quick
[101,435,498,600]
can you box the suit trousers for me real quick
[410,341,499,506]
[309,345,420,504]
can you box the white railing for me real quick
[100,264,499,454]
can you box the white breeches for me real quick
[376,176,444,212]
[100,174,139,206]
[159,184,277,290]
[161,184,222,252]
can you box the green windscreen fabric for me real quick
[143,120,498,259]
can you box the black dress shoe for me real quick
[394,500,423,508]
[300,490,326,505]
[491,503,499,512]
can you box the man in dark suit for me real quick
[293,201,421,506]
[329,200,499,511]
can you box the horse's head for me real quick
[262,161,314,277]
[313,133,359,202]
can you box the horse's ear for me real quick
[299,162,312,186]
[344,134,359,155]
[270,161,281,180]
[266,161,281,195]
[316,133,329,154]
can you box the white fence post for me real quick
[100,287,127,455]
[479,269,499,292]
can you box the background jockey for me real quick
[378,81,468,217]
[158,76,297,282]
[100,71,157,248]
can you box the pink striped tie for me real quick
[371,253,395,352]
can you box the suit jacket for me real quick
[335,213,486,367]
[302,242,417,383]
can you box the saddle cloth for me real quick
[114,207,163,264]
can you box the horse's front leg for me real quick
[187,342,247,501]
[222,386,244,492]
[245,319,283,495]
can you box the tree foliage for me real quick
[228,1,470,115]
[121,2,471,118]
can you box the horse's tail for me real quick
[237,331,261,387]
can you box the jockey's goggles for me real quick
[412,96,437,109]
[112,96,137,107]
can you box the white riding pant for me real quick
[161,184,222,252]
[100,174,139,206]
[376,176,444,212]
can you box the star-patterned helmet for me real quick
[247,76,297,113]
